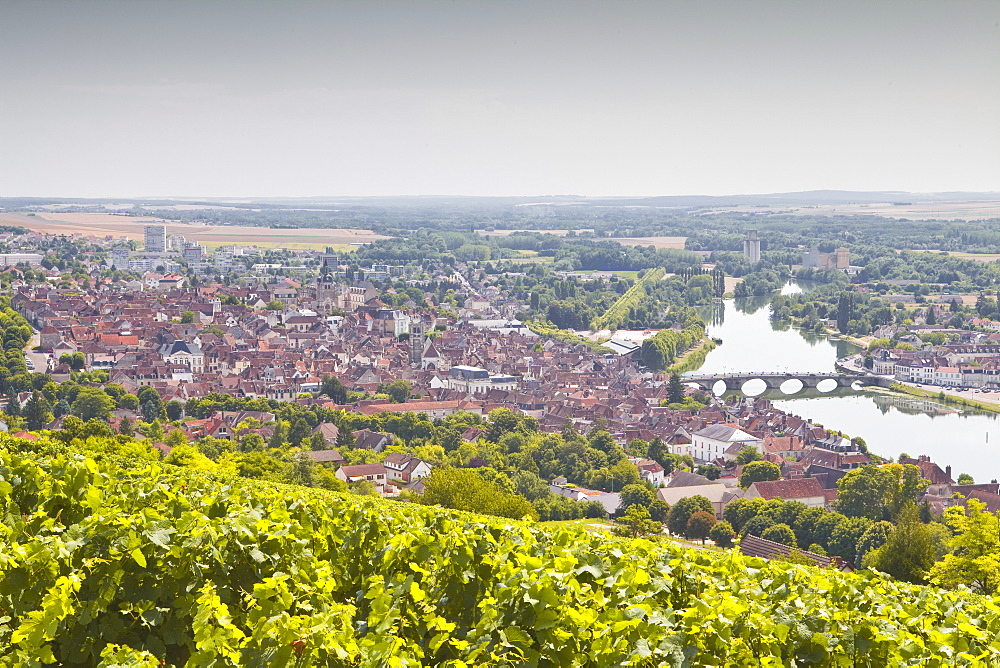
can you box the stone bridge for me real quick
[681,372,892,396]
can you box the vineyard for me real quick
[3,437,1000,666]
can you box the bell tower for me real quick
[410,319,425,365]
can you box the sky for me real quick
[1,0,998,198]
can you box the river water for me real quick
[693,284,1000,483]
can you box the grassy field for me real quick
[911,249,1000,263]
[1,212,387,250]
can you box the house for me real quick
[382,453,432,483]
[335,463,387,483]
[158,339,204,373]
[351,429,392,452]
[549,479,620,515]
[311,422,340,446]
[632,458,666,487]
[690,424,762,462]
[307,449,345,466]
[744,478,827,508]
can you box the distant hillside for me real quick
[3,190,999,212]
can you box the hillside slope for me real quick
[1,437,999,666]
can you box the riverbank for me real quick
[889,382,1000,415]
[668,338,718,374]
[823,328,872,348]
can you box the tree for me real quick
[165,400,184,421]
[667,495,713,535]
[761,523,797,547]
[735,446,762,465]
[165,428,187,449]
[419,467,538,521]
[709,520,736,547]
[648,498,670,523]
[667,373,685,404]
[53,398,71,418]
[118,416,134,437]
[180,311,196,323]
[265,300,284,311]
[71,387,114,421]
[696,464,721,480]
[309,431,327,451]
[958,473,975,485]
[287,416,311,449]
[619,483,655,510]
[855,520,894,565]
[872,505,936,584]
[742,514,775,538]
[23,391,52,430]
[616,504,660,538]
[929,499,1000,593]
[383,379,412,403]
[827,516,873,565]
[320,374,348,404]
[792,506,828,548]
[117,393,139,411]
[739,461,780,489]
[836,464,927,521]
[687,511,716,543]
[141,399,161,423]
[269,421,288,449]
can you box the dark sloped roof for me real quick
[739,534,853,572]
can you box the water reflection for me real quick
[693,283,1000,478]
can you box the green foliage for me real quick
[686,510,716,543]
[667,495,713,536]
[418,467,539,521]
[761,523,797,547]
[930,499,1000,593]
[709,520,736,548]
[739,460,781,488]
[619,483,654,510]
[3,438,1000,664]
[836,463,928,521]
[639,310,706,370]
[591,268,665,330]
[735,446,762,466]
[615,504,660,538]
[871,505,937,584]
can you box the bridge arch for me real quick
[680,372,886,397]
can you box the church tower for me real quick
[410,319,426,365]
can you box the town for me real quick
[1,222,997,568]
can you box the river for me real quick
[694,283,1000,483]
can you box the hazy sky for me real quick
[1,0,998,198]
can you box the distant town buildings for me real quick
[802,247,850,271]
[144,225,167,252]
[0,253,44,266]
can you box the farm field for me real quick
[912,249,1000,263]
[0,212,387,250]
[606,236,687,249]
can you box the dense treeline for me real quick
[639,309,707,370]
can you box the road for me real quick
[25,330,49,373]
